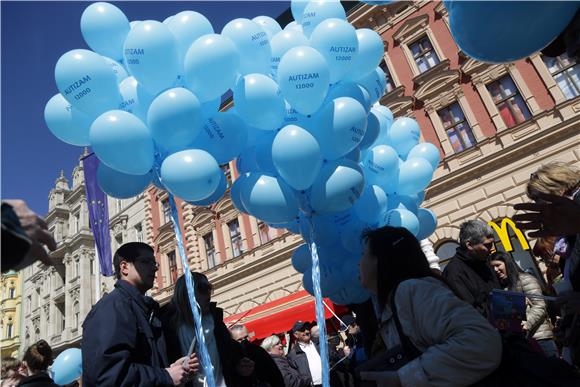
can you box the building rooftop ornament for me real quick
[55,170,69,191]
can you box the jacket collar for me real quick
[115,279,158,315]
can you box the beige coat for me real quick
[514,272,554,341]
[378,277,502,387]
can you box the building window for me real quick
[73,302,80,328]
[75,258,80,278]
[134,223,143,242]
[26,295,31,314]
[221,164,232,188]
[8,287,15,299]
[56,302,66,332]
[204,233,217,268]
[409,36,440,73]
[258,222,277,244]
[434,240,459,270]
[162,199,172,224]
[487,75,531,128]
[7,323,13,339]
[168,251,178,284]
[543,53,580,100]
[437,102,476,153]
[115,234,123,251]
[379,60,396,93]
[71,213,80,234]
[116,199,122,213]
[90,258,94,276]
[228,219,244,258]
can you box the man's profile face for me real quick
[293,329,311,344]
[467,236,495,260]
[194,278,213,313]
[232,326,249,342]
[120,252,158,293]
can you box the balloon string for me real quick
[306,216,330,387]
[168,195,216,387]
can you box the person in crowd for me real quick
[1,199,57,273]
[0,357,21,379]
[533,236,564,286]
[287,321,322,387]
[488,251,558,357]
[261,335,311,387]
[0,374,23,387]
[358,226,501,387]
[340,314,366,366]
[522,162,580,366]
[442,219,501,318]
[229,324,285,387]
[82,242,198,386]
[310,325,320,345]
[17,340,59,387]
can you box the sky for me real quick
[1,0,291,215]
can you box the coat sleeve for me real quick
[82,299,174,387]
[277,358,312,387]
[520,274,548,334]
[442,265,476,307]
[395,279,502,387]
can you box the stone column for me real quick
[420,239,440,270]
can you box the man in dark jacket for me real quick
[287,321,322,387]
[81,242,198,386]
[261,334,311,387]
[443,220,501,318]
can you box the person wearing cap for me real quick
[82,242,199,387]
[340,314,366,367]
[287,321,322,387]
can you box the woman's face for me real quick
[490,260,507,281]
[360,242,378,293]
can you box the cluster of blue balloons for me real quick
[45,0,441,305]
[50,348,82,386]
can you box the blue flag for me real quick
[82,153,114,276]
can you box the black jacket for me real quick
[18,373,59,387]
[81,280,173,387]
[272,355,312,387]
[287,341,319,383]
[443,248,501,318]
[239,340,285,387]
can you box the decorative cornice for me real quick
[392,13,429,45]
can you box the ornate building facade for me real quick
[349,1,579,269]
[20,153,147,355]
[0,271,22,358]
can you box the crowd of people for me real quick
[1,161,579,386]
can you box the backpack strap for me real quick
[390,283,422,359]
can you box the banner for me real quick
[82,153,114,276]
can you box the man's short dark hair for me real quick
[113,242,154,279]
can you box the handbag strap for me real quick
[390,283,422,359]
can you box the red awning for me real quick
[223,290,348,340]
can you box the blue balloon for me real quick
[160,149,221,201]
[201,97,222,119]
[230,173,250,213]
[416,208,438,240]
[166,11,214,69]
[303,264,343,298]
[234,74,285,130]
[222,18,271,75]
[252,15,282,38]
[184,34,240,102]
[188,172,227,206]
[97,163,152,199]
[326,82,371,113]
[90,110,154,175]
[310,159,365,213]
[340,220,366,254]
[254,131,278,175]
[193,111,248,164]
[240,174,299,223]
[362,145,399,185]
[299,215,341,246]
[445,1,579,64]
[55,49,123,116]
[119,76,155,122]
[123,20,180,95]
[387,194,419,214]
[147,87,203,153]
[354,185,388,223]
[382,208,420,236]
[398,157,434,195]
[270,29,309,77]
[291,0,309,23]
[312,97,367,160]
[389,117,421,158]
[310,18,358,83]
[292,244,312,273]
[359,110,380,150]
[356,66,386,105]
[236,147,261,174]
[284,21,304,33]
[103,56,129,84]
[44,94,93,146]
[345,147,361,163]
[302,0,347,38]
[347,28,384,81]
[52,348,82,385]
[407,142,441,170]
[272,125,323,190]
[277,46,331,115]
[81,2,130,61]
[374,105,394,126]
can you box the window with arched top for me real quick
[73,301,80,328]
[434,240,459,270]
